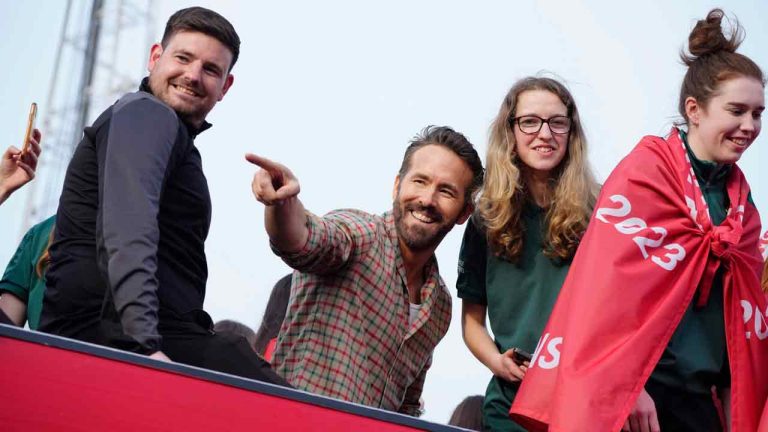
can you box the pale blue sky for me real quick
[1,0,767,424]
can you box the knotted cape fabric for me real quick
[510,129,767,432]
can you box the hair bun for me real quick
[681,9,743,66]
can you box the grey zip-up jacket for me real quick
[41,79,212,354]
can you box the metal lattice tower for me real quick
[21,0,154,233]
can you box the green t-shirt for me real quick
[0,215,55,329]
[650,131,735,395]
[456,204,571,355]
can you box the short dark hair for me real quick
[213,319,257,348]
[448,395,484,430]
[398,126,484,205]
[162,7,241,71]
[253,274,292,356]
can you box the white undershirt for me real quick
[409,302,423,327]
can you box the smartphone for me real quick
[512,348,532,365]
[21,102,38,156]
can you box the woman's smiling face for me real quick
[512,90,570,179]
[687,76,765,164]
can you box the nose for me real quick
[183,62,203,84]
[418,186,438,208]
[537,121,554,139]
[740,115,758,134]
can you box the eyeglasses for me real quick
[509,115,572,135]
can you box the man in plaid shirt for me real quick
[246,126,483,415]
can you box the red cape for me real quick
[511,129,767,431]
[759,230,768,431]
[761,396,768,431]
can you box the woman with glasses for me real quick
[511,9,767,432]
[456,76,599,431]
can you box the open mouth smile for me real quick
[172,84,201,97]
[726,136,750,148]
[410,210,437,224]
[532,146,556,154]
[410,210,439,224]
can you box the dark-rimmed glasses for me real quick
[509,115,572,135]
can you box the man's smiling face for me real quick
[392,144,473,253]
[147,30,234,128]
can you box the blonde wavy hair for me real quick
[478,77,599,262]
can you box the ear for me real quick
[456,203,473,225]
[147,43,163,72]
[392,175,401,201]
[684,96,701,126]
[218,74,234,101]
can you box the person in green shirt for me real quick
[623,9,765,432]
[0,215,55,329]
[0,131,43,326]
[457,76,599,431]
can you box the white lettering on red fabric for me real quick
[530,333,563,370]
[595,194,687,271]
[741,300,768,340]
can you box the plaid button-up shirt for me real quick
[272,209,451,415]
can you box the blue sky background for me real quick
[1,0,767,423]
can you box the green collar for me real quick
[680,129,731,187]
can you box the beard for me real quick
[393,199,455,252]
[148,76,209,127]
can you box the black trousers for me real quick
[160,326,289,386]
[0,309,14,325]
[645,379,722,432]
[98,307,290,388]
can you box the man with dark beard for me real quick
[39,7,286,386]
[246,126,483,415]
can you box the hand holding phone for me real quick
[494,347,530,382]
[511,347,532,365]
[0,103,41,204]
[21,102,38,156]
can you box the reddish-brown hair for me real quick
[678,9,765,122]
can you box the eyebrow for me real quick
[413,173,460,195]
[726,102,765,111]
[173,48,195,58]
[203,61,224,75]
[439,182,460,195]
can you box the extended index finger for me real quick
[245,153,282,174]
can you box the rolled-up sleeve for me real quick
[272,210,377,275]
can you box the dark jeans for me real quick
[645,379,722,432]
